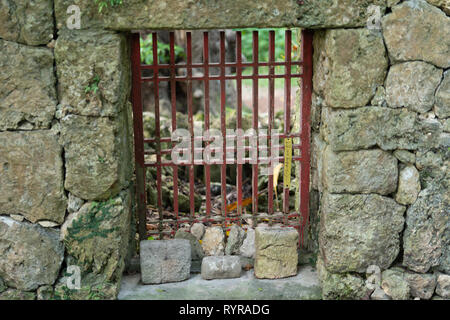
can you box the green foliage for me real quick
[87,284,108,300]
[51,285,73,300]
[140,35,186,65]
[85,75,100,94]
[236,28,300,62]
[94,0,123,13]
[65,198,119,243]
[52,284,108,300]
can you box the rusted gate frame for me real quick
[130,29,313,246]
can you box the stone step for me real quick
[118,265,321,300]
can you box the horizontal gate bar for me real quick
[143,156,303,167]
[144,133,303,144]
[141,73,304,82]
[146,143,302,155]
[140,61,303,70]
[147,213,302,225]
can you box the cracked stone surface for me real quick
[382,1,450,68]
[140,239,191,284]
[254,227,298,279]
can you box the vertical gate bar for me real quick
[236,31,243,223]
[186,32,196,220]
[251,31,259,218]
[300,29,313,246]
[220,31,227,226]
[267,30,275,220]
[152,32,164,240]
[203,32,212,216]
[283,30,292,217]
[169,32,179,231]
[130,32,147,241]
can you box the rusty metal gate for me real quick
[130,29,313,246]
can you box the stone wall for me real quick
[0,0,448,300]
[53,0,387,31]
[310,0,449,300]
[0,1,134,300]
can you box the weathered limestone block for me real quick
[55,30,130,117]
[202,227,225,256]
[415,130,448,172]
[385,61,443,113]
[239,227,255,258]
[317,256,370,300]
[190,223,205,240]
[62,190,133,281]
[310,93,323,132]
[426,0,450,14]
[313,28,388,108]
[435,71,450,119]
[0,217,64,291]
[37,286,54,300]
[311,132,326,191]
[436,274,450,298]
[320,193,405,273]
[371,287,391,300]
[254,227,298,279]
[201,256,241,280]
[225,225,246,255]
[38,221,59,228]
[370,86,387,107]
[296,0,386,28]
[0,0,54,45]
[443,119,450,133]
[322,148,398,195]
[55,0,299,30]
[60,112,132,200]
[395,165,421,205]
[67,193,85,214]
[414,121,447,179]
[381,269,410,300]
[140,239,191,284]
[0,289,36,300]
[175,230,204,261]
[9,214,24,222]
[394,150,416,164]
[0,40,56,130]
[403,182,449,273]
[322,274,369,300]
[438,220,450,273]
[0,131,67,224]
[55,0,385,31]
[383,1,450,68]
[387,0,401,7]
[405,272,437,300]
[322,106,442,151]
